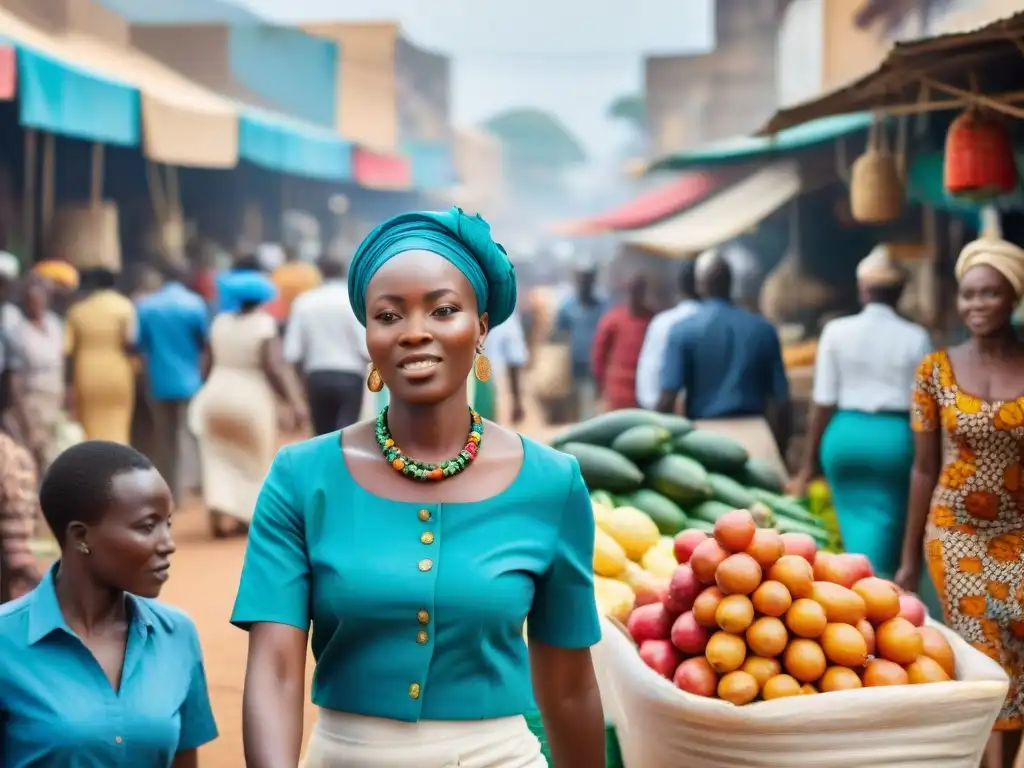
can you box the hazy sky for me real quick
[236,0,714,158]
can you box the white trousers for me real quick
[302,709,548,768]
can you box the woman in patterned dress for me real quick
[897,236,1024,768]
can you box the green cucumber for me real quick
[611,425,672,463]
[655,413,694,438]
[549,409,663,448]
[557,442,644,493]
[708,473,757,509]
[773,515,829,545]
[749,488,818,526]
[621,489,689,536]
[685,519,716,534]
[645,454,713,507]
[673,430,750,474]
[689,500,737,525]
[736,457,786,493]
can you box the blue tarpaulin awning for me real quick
[239,107,352,181]
[404,140,456,190]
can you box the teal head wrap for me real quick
[348,207,516,328]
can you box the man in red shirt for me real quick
[591,274,653,412]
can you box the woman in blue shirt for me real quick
[0,440,218,767]
[233,208,604,767]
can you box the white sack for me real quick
[592,617,1008,768]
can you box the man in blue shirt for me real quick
[136,264,209,505]
[657,250,792,465]
[553,264,607,421]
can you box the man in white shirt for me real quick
[283,256,368,435]
[635,260,700,410]
[484,310,529,424]
[789,245,932,580]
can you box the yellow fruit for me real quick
[618,561,664,606]
[594,576,635,623]
[641,544,678,579]
[594,528,627,577]
[592,502,615,528]
[656,536,676,554]
[597,506,660,560]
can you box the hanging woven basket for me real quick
[944,109,1018,200]
[850,117,904,224]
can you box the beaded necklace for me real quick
[375,406,483,481]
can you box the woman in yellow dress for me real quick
[64,269,137,443]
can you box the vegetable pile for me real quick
[550,409,835,548]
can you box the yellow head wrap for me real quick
[32,259,79,290]
[954,237,1024,297]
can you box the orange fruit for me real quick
[705,631,747,674]
[783,638,827,683]
[852,577,901,624]
[820,623,869,668]
[784,598,828,639]
[717,670,759,705]
[713,509,757,553]
[715,553,763,596]
[856,618,876,656]
[918,626,955,677]
[876,617,923,665]
[862,658,909,686]
[751,580,793,618]
[800,683,819,695]
[745,529,785,569]
[715,594,755,634]
[820,666,863,692]
[762,673,803,700]
[692,587,725,629]
[741,656,781,690]
[907,655,952,684]
[767,555,814,599]
[811,582,867,625]
[746,616,789,658]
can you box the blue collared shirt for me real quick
[136,282,210,401]
[556,296,608,368]
[0,565,218,767]
[660,298,789,419]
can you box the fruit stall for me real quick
[543,410,1008,767]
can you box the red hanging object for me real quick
[944,109,1018,200]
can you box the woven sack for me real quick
[592,616,1007,767]
[850,118,904,224]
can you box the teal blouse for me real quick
[231,432,601,722]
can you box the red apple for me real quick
[670,611,711,655]
[898,594,928,627]
[663,564,702,616]
[780,532,818,564]
[673,656,718,697]
[845,553,875,581]
[673,529,708,564]
[639,640,683,679]
[626,603,674,644]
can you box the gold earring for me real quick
[473,351,492,383]
[367,367,384,392]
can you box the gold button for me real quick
[115,736,123,745]
[420,531,435,544]
[418,509,431,522]
[418,558,433,572]
[417,630,428,644]
[417,609,430,624]
[409,682,421,699]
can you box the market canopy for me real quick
[644,112,871,173]
[238,107,352,181]
[0,7,238,166]
[759,11,1024,135]
[623,161,801,257]
[547,172,725,236]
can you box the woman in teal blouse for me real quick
[232,208,604,767]
[0,441,218,767]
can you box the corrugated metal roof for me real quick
[93,0,264,24]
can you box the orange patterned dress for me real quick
[911,350,1024,730]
